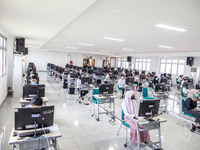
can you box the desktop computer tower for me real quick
[68,87,75,94]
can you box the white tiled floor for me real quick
[1,72,200,150]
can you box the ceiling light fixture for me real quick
[65,46,77,49]
[78,43,94,46]
[100,50,110,52]
[155,24,187,32]
[158,45,174,49]
[103,37,125,42]
[122,48,135,51]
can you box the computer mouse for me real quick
[13,132,18,137]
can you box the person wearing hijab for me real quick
[184,89,200,132]
[122,91,150,144]
[77,73,85,92]
[152,76,158,88]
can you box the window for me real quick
[134,58,151,71]
[0,34,7,77]
[117,58,121,68]
[160,59,185,75]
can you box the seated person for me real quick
[104,71,111,83]
[152,76,158,88]
[177,75,183,83]
[122,91,150,144]
[121,70,126,77]
[184,89,200,132]
[181,77,187,88]
[145,73,151,81]
[77,73,85,92]
[30,76,37,85]
[25,96,43,108]
[118,74,126,98]
[68,70,74,79]
[182,82,189,97]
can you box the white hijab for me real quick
[122,91,137,115]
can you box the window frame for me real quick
[0,33,7,77]
[134,58,151,71]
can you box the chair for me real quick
[151,81,155,90]
[142,87,154,100]
[177,99,194,125]
[117,85,122,97]
[117,109,130,148]
[91,88,101,117]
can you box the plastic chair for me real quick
[142,87,154,100]
[91,88,101,116]
[177,99,194,125]
[117,109,130,148]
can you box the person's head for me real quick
[30,68,34,74]
[187,89,199,101]
[121,74,125,79]
[180,75,183,78]
[81,73,85,77]
[30,76,37,84]
[31,96,43,107]
[154,76,158,80]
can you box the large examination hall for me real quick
[0,0,200,150]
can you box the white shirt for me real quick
[181,80,185,88]
[77,78,81,88]
[104,74,110,81]
[182,87,189,96]
[118,78,125,88]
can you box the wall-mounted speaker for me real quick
[16,38,25,53]
[127,56,132,62]
[186,57,194,67]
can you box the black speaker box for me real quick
[186,57,194,67]
[127,56,132,62]
[16,38,25,53]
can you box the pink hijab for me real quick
[123,91,137,115]
[186,89,199,101]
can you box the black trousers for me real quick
[184,108,200,123]
[119,88,125,96]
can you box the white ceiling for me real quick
[0,0,200,56]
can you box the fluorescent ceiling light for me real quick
[122,48,135,51]
[78,43,94,46]
[158,45,174,49]
[65,46,77,49]
[103,37,125,42]
[155,24,187,32]
[100,50,110,52]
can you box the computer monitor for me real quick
[139,74,145,80]
[188,78,193,84]
[109,74,116,80]
[155,83,165,92]
[135,70,139,75]
[96,79,101,85]
[138,99,160,120]
[125,77,134,85]
[82,68,87,73]
[64,71,70,75]
[87,69,93,74]
[23,84,45,98]
[70,73,78,78]
[81,77,93,84]
[141,70,146,74]
[73,66,77,69]
[113,70,118,75]
[99,84,113,94]
[160,78,167,84]
[15,106,54,130]
[196,84,200,90]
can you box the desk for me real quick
[8,123,62,150]
[19,97,48,107]
[127,115,167,150]
[93,95,118,121]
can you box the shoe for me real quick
[191,124,196,132]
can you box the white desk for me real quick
[19,97,48,107]
[8,123,62,150]
[127,115,167,150]
[93,95,118,121]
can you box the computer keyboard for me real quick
[19,129,50,137]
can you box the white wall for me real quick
[0,25,10,106]
[26,50,70,71]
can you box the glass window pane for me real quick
[135,62,139,69]
[4,39,6,48]
[0,50,2,76]
[3,50,6,74]
[139,62,142,70]
[146,63,150,71]
[167,59,172,63]
[178,65,184,75]
[117,59,121,67]
[123,61,125,68]
[142,62,146,70]
[147,59,151,62]
[179,60,185,64]
[126,62,129,69]
[143,59,146,62]
[173,59,178,63]
[0,37,2,47]
[160,64,165,73]
[166,63,171,74]
[139,59,142,61]
[136,59,138,62]
[171,64,177,74]
[161,59,166,63]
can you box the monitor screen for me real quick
[99,84,113,94]
[81,77,93,84]
[23,84,45,98]
[155,83,165,92]
[138,99,160,118]
[125,77,134,85]
[15,106,54,130]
